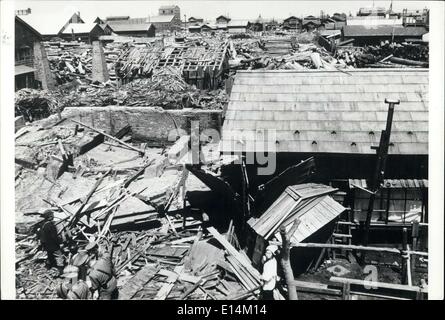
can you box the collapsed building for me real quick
[14,8,430,301]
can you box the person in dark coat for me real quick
[38,209,64,274]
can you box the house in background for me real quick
[302,15,322,31]
[357,7,386,16]
[110,23,156,37]
[342,25,428,46]
[215,15,231,30]
[159,4,181,20]
[93,17,106,24]
[59,23,113,43]
[150,4,182,32]
[282,16,302,30]
[227,20,250,33]
[20,11,84,40]
[188,17,204,25]
[15,16,40,91]
[188,25,202,33]
[147,15,179,32]
[15,16,54,91]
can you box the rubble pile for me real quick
[15,119,261,300]
[67,68,228,109]
[14,89,72,122]
[336,41,429,68]
[45,42,93,84]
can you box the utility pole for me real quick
[362,99,400,247]
[184,14,187,32]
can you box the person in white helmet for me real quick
[260,244,278,300]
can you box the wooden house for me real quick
[15,16,41,90]
[110,23,155,37]
[59,23,113,43]
[220,69,428,239]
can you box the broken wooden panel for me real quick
[118,264,159,300]
[72,131,104,155]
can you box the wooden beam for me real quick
[269,241,401,254]
[70,119,145,155]
[329,277,428,293]
[207,227,261,281]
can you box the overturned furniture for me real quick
[247,183,346,274]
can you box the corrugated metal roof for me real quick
[248,183,342,240]
[343,25,428,37]
[349,179,429,189]
[220,69,428,155]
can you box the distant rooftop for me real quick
[61,23,98,34]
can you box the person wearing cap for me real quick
[88,249,118,300]
[260,244,278,300]
[38,209,64,274]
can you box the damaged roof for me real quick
[248,183,345,242]
[220,69,428,155]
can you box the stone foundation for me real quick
[43,106,223,144]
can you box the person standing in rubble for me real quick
[260,245,278,300]
[88,245,118,300]
[38,209,64,275]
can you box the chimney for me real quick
[27,8,31,14]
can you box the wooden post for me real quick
[401,228,409,285]
[363,99,399,246]
[279,225,298,300]
[385,188,391,224]
[411,221,419,282]
[342,282,351,300]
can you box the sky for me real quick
[13,0,431,22]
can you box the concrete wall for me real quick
[56,106,223,143]
[91,41,109,82]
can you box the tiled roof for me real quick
[220,69,429,155]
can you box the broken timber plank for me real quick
[70,119,145,155]
[154,265,184,300]
[207,227,261,281]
